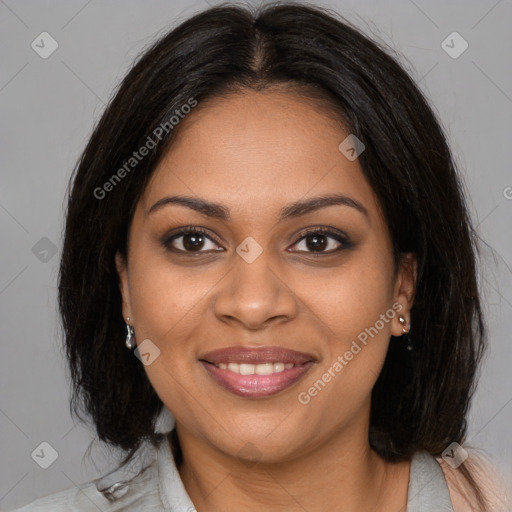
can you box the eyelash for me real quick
[162,225,353,256]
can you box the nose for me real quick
[213,246,298,331]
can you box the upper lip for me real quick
[200,346,315,365]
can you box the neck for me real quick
[176,419,409,512]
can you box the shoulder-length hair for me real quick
[58,2,487,507]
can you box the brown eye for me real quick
[290,228,353,254]
[181,232,206,251]
[163,227,222,254]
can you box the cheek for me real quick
[296,309,392,433]
[293,253,396,411]
[141,358,208,439]
[296,253,395,343]
[128,248,216,343]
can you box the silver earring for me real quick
[399,315,413,351]
[125,318,136,350]
[399,315,409,334]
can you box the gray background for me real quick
[1,0,511,509]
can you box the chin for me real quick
[212,422,310,463]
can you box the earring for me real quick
[398,315,409,334]
[125,318,136,350]
[399,315,413,351]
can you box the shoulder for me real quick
[7,481,105,512]
[435,448,511,512]
[6,460,162,512]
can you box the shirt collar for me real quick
[157,435,197,512]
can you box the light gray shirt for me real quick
[8,437,454,511]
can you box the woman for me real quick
[10,2,509,511]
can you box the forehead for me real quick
[140,89,381,223]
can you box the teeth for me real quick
[227,363,239,373]
[256,363,274,375]
[273,362,284,373]
[216,362,296,375]
[240,363,255,375]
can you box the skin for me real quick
[116,87,418,512]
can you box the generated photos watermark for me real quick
[93,97,198,200]
[298,302,403,405]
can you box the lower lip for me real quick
[201,361,314,398]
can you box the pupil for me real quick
[307,234,327,252]
[184,232,204,251]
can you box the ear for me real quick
[115,251,133,322]
[390,252,417,337]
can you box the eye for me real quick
[289,227,352,255]
[162,226,223,254]
[162,226,353,256]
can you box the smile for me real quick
[216,362,295,375]
[199,346,316,398]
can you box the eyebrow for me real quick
[147,193,368,221]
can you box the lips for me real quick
[201,346,314,365]
[199,346,315,398]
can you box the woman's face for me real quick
[116,88,416,464]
